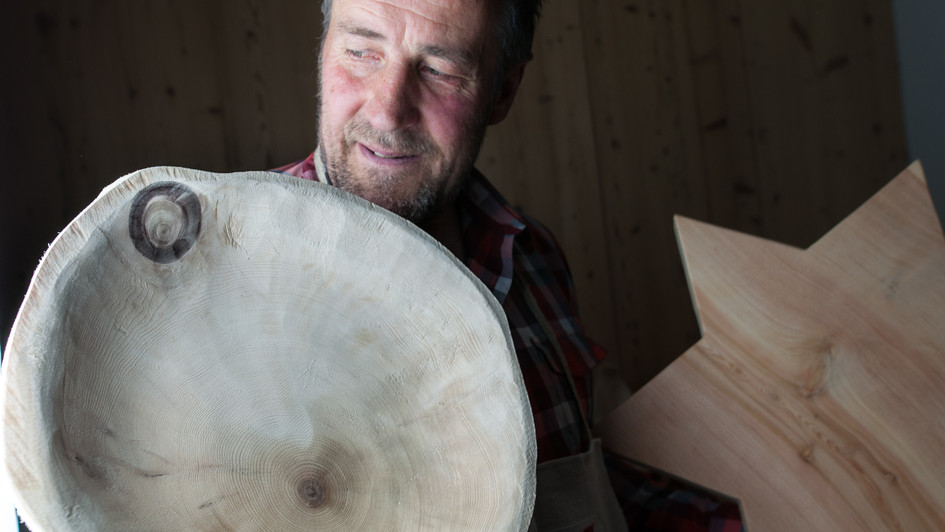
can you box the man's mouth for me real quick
[371,149,407,159]
[359,143,417,162]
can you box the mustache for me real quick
[343,119,435,155]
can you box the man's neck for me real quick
[419,203,466,262]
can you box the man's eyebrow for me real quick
[419,45,476,71]
[337,21,385,41]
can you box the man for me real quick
[277,0,743,529]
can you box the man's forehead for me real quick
[330,0,500,70]
[332,0,496,34]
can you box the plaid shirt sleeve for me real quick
[457,171,606,463]
[505,217,607,461]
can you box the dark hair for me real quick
[319,0,542,79]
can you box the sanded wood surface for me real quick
[597,161,945,531]
[0,168,535,531]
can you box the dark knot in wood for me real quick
[297,476,329,508]
[129,181,201,264]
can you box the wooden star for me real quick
[598,162,945,531]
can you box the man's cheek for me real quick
[424,98,482,142]
[322,64,366,110]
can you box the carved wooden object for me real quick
[597,161,945,531]
[0,167,536,531]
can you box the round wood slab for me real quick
[0,167,536,531]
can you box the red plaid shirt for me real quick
[273,152,743,530]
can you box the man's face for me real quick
[317,0,502,223]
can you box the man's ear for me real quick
[487,61,528,125]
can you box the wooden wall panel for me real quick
[0,0,321,348]
[683,0,764,233]
[577,0,709,389]
[2,1,906,423]
[736,0,907,247]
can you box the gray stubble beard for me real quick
[317,104,488,225]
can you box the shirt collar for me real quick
[313,147,330,185]
[461,170,527,234]
[272,149,325,184]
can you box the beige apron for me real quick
[529,439,627,531]
[518,273,628,532]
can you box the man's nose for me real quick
[364,64,420,132]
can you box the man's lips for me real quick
[358,143,419,163]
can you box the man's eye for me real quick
[422,65,444,77]
[421,65,464,87]
[346,49,368,59]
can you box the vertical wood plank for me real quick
[680,0,765,234]
[738,0,908,247]
[211,0,320,170]
[579,0,708,390]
